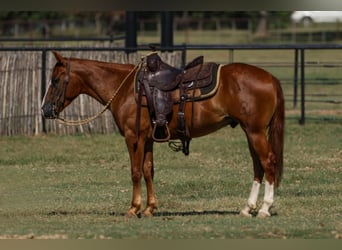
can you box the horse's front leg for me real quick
[125,135,145,217]
[142,139,158,217]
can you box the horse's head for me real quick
[41,51,81,119]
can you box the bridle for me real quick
[55,60,141,126]
[54,60,71,114]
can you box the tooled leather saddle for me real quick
[135,52,220,155]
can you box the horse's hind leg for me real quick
[240,139,264,217]
[241,129,276,218]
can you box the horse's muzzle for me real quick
[41,103,58,119]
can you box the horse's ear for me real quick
[52,51,65,64]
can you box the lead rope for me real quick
[57,63,141,126]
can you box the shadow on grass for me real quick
[152,210,240,217]
[47,209,278,218]
[47,209,240,217]
[152,210,278,218]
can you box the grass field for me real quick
[0,119,341,239]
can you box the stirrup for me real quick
[152,122,171,142]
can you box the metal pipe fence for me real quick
[1,43,341,135]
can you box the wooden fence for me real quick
[0,48,182,136]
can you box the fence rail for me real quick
[1,43,341,136]
[0,46,183,136]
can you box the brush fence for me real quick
[0,49,182,136]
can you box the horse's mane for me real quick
[70,57,134,68]
[66,57,136,74]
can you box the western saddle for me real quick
[136,52,219,155]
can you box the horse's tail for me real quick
[268,79,285,187]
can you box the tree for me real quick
[254,11,269,38]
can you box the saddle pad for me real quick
[134,63,222,105]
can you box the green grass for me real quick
[0,120,341,239]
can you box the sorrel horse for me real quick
[41,51,284,218]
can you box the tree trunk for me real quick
[254,11,269,38]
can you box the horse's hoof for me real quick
[126,212,138,218]
[142,206,156,218]
[240,207,252,218]
[240,211,252,218]
[142,210,153,218]
[126,209,139,218]
[257,210,271,218]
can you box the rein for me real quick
[57,62,141,126]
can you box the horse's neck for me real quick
[77,61,133,105]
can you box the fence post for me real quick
[161,11,174,52]
[125,11,137,54]
[41,49,47,133]
[181,44,186,68]
[299,48,305,125]
[293,48,298,108]
[229,49,234,63]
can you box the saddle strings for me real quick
[57,62,141,126]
